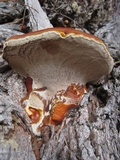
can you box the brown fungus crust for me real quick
[6,27,104,44]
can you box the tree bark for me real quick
[0,0,119,160]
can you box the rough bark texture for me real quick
[0,0,120,160]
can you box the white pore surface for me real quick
[4,31,114,99]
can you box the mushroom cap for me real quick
[3,27,114,97]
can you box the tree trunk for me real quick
[0,0,119,160]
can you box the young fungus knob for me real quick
[49,84,87,125]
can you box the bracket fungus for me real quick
[3,28,114,135]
